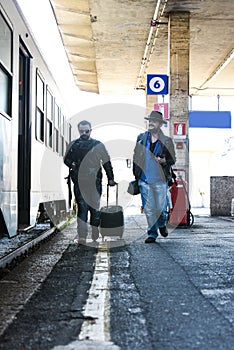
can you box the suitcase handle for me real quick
[107,183,118,207]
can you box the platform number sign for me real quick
[147,74,168,95]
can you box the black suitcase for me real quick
[100,184,124,239]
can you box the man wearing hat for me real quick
[133,111,176,243]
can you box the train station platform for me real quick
[0,206,227,261]
[0,207,209,265]
[0,210,233,349]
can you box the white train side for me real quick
[0,0,73,237]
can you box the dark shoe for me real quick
[78,238,86,245]
[159,226,168,237]
[145,237,156,244]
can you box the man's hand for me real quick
[155,156,166,165]
[108,180,117,186]
[71,162,77,169]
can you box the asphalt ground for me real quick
[0,212,233,350]
[110,214,234,350]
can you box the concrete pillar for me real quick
[169,12,190,182]
[146,94,158,115]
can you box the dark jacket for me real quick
[64,138,114,184]
[133,130,176,183]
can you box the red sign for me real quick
[154,103,169,119]
[176,142,184,149]
[173,123,186,136]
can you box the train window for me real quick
[46,120,53,148]
[36,74,44,111]
[0,67,12,116]
[61,113,65,136]
[65,140,68,155]
[60,135,64,156]
[54,102,60,153]
[68,123,72,143]
[63,122,72,156]
[59,114,65,156]
[36,109,44,142]
[0,11,12,72]
[54,129,59,153]
[46,88,53,121]
[54,103,60,128]
[46,88,54,148]
[0,11,13,117]
[36,71,45,142]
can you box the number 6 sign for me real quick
[147,74,168,95]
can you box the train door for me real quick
[18,41,32,229]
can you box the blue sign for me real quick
[147,74,168,95]
[189,111,231,128]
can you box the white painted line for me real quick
[78,242,111,342]
[51,241,120,350]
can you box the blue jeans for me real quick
[139,180,167,239]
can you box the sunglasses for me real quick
[79,130,90,134]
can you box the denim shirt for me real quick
[141,133,165,184]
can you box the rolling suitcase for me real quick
[100,184,124,239]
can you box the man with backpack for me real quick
[64,120,116,245]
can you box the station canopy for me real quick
[49,0,234,96]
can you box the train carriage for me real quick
[0,0,73,237]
